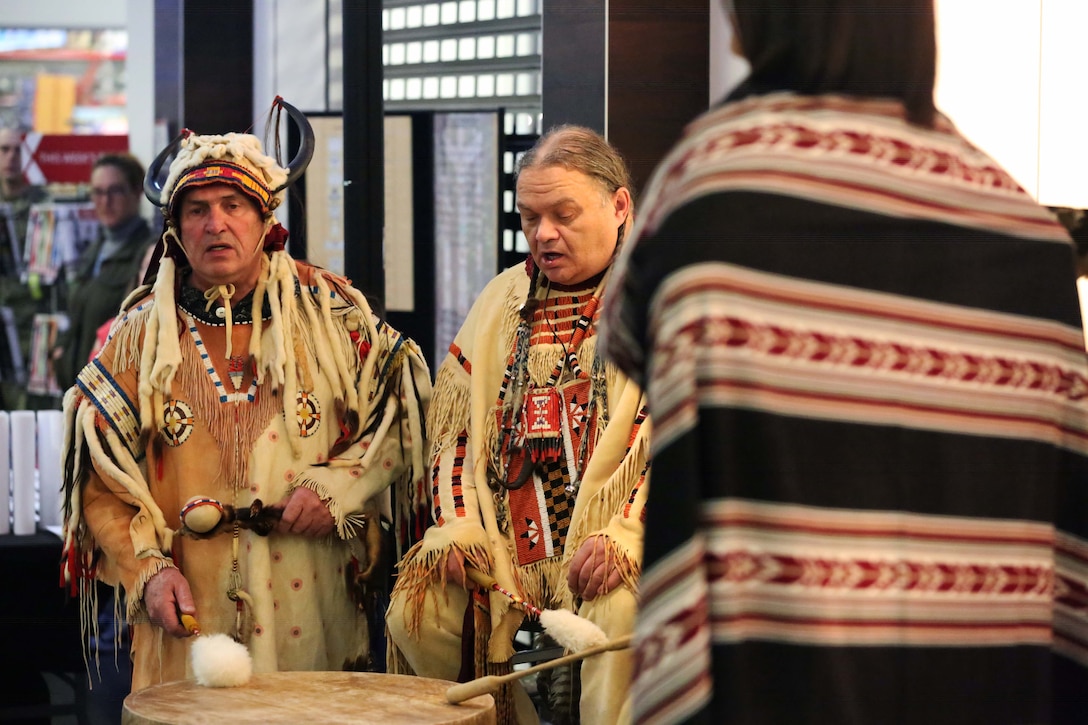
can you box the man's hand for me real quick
[273,487,336,538]
[567,535,622,601]
[443,548,477,590]
[144,567,196,638]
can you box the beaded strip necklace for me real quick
[186,315,259,403]
[185,299,262,642]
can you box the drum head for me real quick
[122,671,495,724]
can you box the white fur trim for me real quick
[161,133,287,209]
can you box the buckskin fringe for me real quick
[140,257,182,438]
[109,303,153,374]
[394,537,493,637]
[173,331,281,490]
[268,253,302,457]
[512,556,573,613]
[563,433,649,596]
[499,275,526,357]
[248,253,274,384]
[80,407,170,553]
[527,342,567,388]
[61,390,87,550]
[426,362,472,463]
[313,272,360,417]
[574,443,645,541]
[293,475,367,540]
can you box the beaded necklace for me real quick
[494,269,611,492]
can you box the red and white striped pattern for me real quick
[634,93,1068,245]
[647,262,1088,457]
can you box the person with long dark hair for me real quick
[604,1,1088,723]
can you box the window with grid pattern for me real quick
[328,0,542,136]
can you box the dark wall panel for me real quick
[608,0,709,194]
[542,1,607,133]
[182,0,254,134]
[154,0,183,137]
[541,1,709,196]
[341,0,386,307]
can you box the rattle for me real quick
[179,496,283,536]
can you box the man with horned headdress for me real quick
[60,98,431,693]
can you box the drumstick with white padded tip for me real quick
[464,567,608,653]
[181,613,254,688]
[445,633,633,704]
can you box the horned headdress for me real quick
[130,97,329,453]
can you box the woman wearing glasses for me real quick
[54,152,156,390]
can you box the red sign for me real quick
[21,133,130,185]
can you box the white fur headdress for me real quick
[143,96,313,225]
[160,132,288,219]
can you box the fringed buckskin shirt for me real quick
[394,262,650,652]
[62,257,430,690]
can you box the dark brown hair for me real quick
[731,0,937,126]
[92,152,146,192]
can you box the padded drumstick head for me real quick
[191,633,253,687]
[538,608,608,653]
[180,496,225,534]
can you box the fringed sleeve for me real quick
[391,355,495,633]
[390,275,530,635]
[60,291,179,669]
[62,383,177,630]
[288,275,433,549]
[563,380,652,598]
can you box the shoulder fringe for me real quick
[248,252,280,387]
[135,252,377,464]
[311,271,362,414]
[297,271,349,413]
[140,256,181,436]
[118,282,153,314]
[392,533,493,639]
[309,268,389,446]
[110,304,154,374]
[266,252,302,457]
[337,279,387,406]
[499,276,524,350]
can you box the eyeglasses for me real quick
[90,184,133,199]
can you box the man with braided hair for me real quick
[387,125,650,724]
[60,100,430,695]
